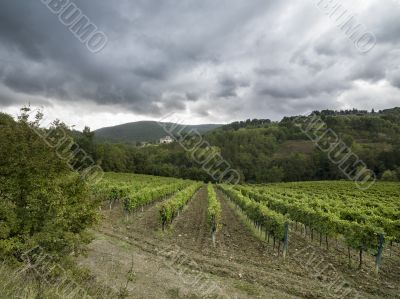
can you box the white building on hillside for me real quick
[160,136,174,144]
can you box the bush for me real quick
[0,110,99,259]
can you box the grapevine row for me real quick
[237,186,399,244]
[207,184,221,246]
[92,172,191,211]
[235,185,397,271]
[123,181,190,212]
[219,185,288,242]
[159,183,202,229]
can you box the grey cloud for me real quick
[387,69,400,89]
[133,65,169,81]
[254,67,284,77]
[160,93,187,111]
[215,76,250,98]
[0,0,399,124]
[186,92,199,101]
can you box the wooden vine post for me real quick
[375,233,385,274]
[161,209,166,231]
[283,222,289,260]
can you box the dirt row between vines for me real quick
[79,186,400,299]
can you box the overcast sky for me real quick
[0,0,399,130]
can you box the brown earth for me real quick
[78,186,400,299]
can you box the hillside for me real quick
[75,107,400,183]
[94,121,222,143]
[204,108,400,182]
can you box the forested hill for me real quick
[76,107,400,183]
[204,108,400,182]
[94,121,222,144]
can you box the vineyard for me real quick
[92,172,192,212]
[84,173,400,298]
[222,181,400,272]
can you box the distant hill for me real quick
[75,107,400,183]
[94,121,222,143]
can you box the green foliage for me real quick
[122,182,190,212]
[236,181,400,250]
[219,185,288,240]
[71,107,400,184]
[158,183,202,225]
[0,110,98,258]
[92,172,191,212]
[207,184,221,232]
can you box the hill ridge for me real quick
[94,120,222,143]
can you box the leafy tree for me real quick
[0,109,99,259]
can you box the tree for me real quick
[257,166,284,183]
[0,109,99,259]
[381,170,398,182]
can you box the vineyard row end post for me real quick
[283,222,289,260]
[375,233,385,274]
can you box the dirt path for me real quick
[170,186,211,254]
[215,189,269,260]
[126,200,163,233]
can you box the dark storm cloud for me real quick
[0,0,399,123]
[0,0,168,114]
[215,76,250,98]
